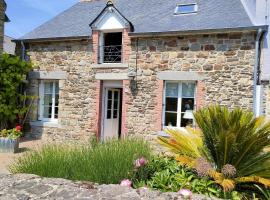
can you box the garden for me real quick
[9,106,270,199]
[1,54,270,199]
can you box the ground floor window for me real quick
[38,80,59,122]
[163,81,196,127]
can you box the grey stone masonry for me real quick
[0,174,219,200]
[0,0,5,53]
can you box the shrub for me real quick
[158,106,270,194]
[0,54,32,130]
[132,156,222,198]
[10,138,152,184]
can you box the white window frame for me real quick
[162,81,197,128]
[38,80,59,123]
[174,3,198,15]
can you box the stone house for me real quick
[15,0,269,142]
[0,0,8,53]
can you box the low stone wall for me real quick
[0,174,218,200]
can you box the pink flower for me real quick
[178,189,192,199]
[120,179,132,187]
[15,125,22,132]
[134,157,148,168]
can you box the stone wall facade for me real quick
[0,0,5,53]
[25,31,256,142]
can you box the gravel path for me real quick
[0,139,43,174]
[0,174,218,200]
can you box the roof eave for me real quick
[13,36,91,43]
[129,25,269,37]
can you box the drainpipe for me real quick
[253,28,265,117]
[20,41,26,60]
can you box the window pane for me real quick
[108,90,112,100]
[55,82,59,94]
[44,94,53,106]
[181,113,193,127]
[182,83,195,97]
[165,98,178,112]
[114,100,118,110]
[166,83,178,97]
[113,109,118,118]
[55,94,59,106]
[43,106,52,118]
[107,109,111,119]
[55,107,58,119]
[165,112,177,127]
[177,4,196,13]
[181,98,195,112]
[107,100,112,110]
[114,91,119,100]
[44,82,53,94]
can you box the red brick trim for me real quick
[155,80,164,131]
[196,80,205,110]
[92,30,99,64]
[121,80,129,137]
[122,28,131,63]
[95,80,103,139]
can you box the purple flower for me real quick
[120,179,132,187]
[134,157,148,168]
[178,189,192,199]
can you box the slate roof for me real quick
[20,0,255,41]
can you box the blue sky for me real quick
[5,0,79,39]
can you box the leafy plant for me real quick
[158,106,270,192]
[10,138,152,184]
[0,127,23,139]
[132,156,222,198]
[254,184,270,199]
[0,54,32,130]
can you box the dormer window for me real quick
[100,32,122,63]
[175,3,198,14]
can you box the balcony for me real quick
[102,45,122,63]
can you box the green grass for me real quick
[10,138,152,184]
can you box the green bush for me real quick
[0,54,32,129]
[10,138,152,184]
[132,156,222,198]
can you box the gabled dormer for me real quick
[90,1,133,64]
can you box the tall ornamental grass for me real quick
[10,138,152,184]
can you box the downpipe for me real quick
[253,28,265,117]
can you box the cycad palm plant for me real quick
[158,106,270,191]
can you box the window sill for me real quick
[30,121,61,128]
[92,63,128,69]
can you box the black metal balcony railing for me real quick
[103,45,122,63]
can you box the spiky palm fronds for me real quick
[158,127,204,159]
[194,106,270,178]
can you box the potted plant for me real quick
[0,125,22,153]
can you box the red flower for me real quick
[15,125,22,132]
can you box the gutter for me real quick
[13,36,91,43]
[129,26,268,37]
[253,28,266,117]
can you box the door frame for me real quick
[101,81,123,140]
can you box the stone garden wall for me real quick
[26,32,256,142]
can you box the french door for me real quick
[103,88,121,140]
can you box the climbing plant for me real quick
[0,53,32,130]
